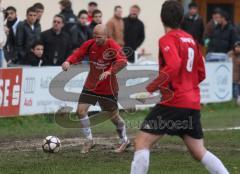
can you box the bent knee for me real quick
[109,110,119,119]
[133,132,162,151]
[77,109,88,117]
[189,149,206,161]
[133,137,150,151]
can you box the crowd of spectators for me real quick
[181,2,240,54]
[0,0,145,66]
[180,2,240,102]
[0,0,239,100]
[1,1,240,65]
[1,1,240,62]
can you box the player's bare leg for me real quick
[130,131,163,174]
[108,109,130,153]
[183,135,229,174]
[77,103,94,154]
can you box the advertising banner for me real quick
[200,62,232,103]
[0,68,22,117]
[0,61,233,117]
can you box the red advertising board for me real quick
[0,68,22,117]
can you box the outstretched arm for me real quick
[62,40,93,71]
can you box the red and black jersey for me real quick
[66,38,127,95]
[146,29,206,110]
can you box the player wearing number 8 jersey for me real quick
[130,1,229,174]
[146,27,205,110]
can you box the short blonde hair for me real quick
[131,5,141,11]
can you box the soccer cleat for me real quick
[81,139,94,154]
[114,139,131,153]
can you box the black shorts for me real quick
[140,104,203,139]
[78,88,118,112]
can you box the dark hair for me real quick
[213,7,222,15]
[188,2,198,9]
[31,40,44,49]
[54,14,65,23]
[6,6,17,12]
[78,10,88,18]
[114,5,122,11]
[219,10,229,21]
[33,3,44,10]
[88,1,98,7]
[131,5,141,11]
[4,6,16,19]
[92,9,102,17]
[234,41,240,49]
[26,6,37,15]
[161,0,184,28]
[59,0,72,9]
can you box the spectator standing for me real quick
[59,0,77,34]
[106,6,124,47]
[70,10,92,50]
[16,6,41,64]
[4,6,20,64]
[33,2,44,31]
[87,1,98,24]
[0,0,6,67]
[24,40,45,66]
[203,8,222,46]
[123,5,145,63]
[41,14,71,66]
[208,11,238,53]
[228,42,240,104]
[181,2,204,45]
[89,9,102,33]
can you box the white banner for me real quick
[19,62,232,116]
[20,67,101,115]
[200,62,232,103]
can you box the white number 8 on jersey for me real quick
[186,47,194,72]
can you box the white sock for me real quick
[80,115,93,140]
[201,151,229,174]
[112,116,128,143]
[131,149,150,174]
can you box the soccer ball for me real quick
[42,136,61,153]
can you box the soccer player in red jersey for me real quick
[130,1,229,174]
[62,24,130,153]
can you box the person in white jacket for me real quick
[0,0,7,67]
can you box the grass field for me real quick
[0,102,240,174]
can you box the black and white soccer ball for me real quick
[42,136,61,153]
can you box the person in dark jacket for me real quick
[203,8,222,47]
[208,11,239,53]
[181,2,204,45]
[89,9,102,33]
[24,40,45,66]
[123,5,145,63]
[32,2,45,31]
[41,14,71,66]
[4,6,20,64]
[70,10,92,50]
[16,6,41,64]
[59,0,77,35]
[87,1,98,24]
